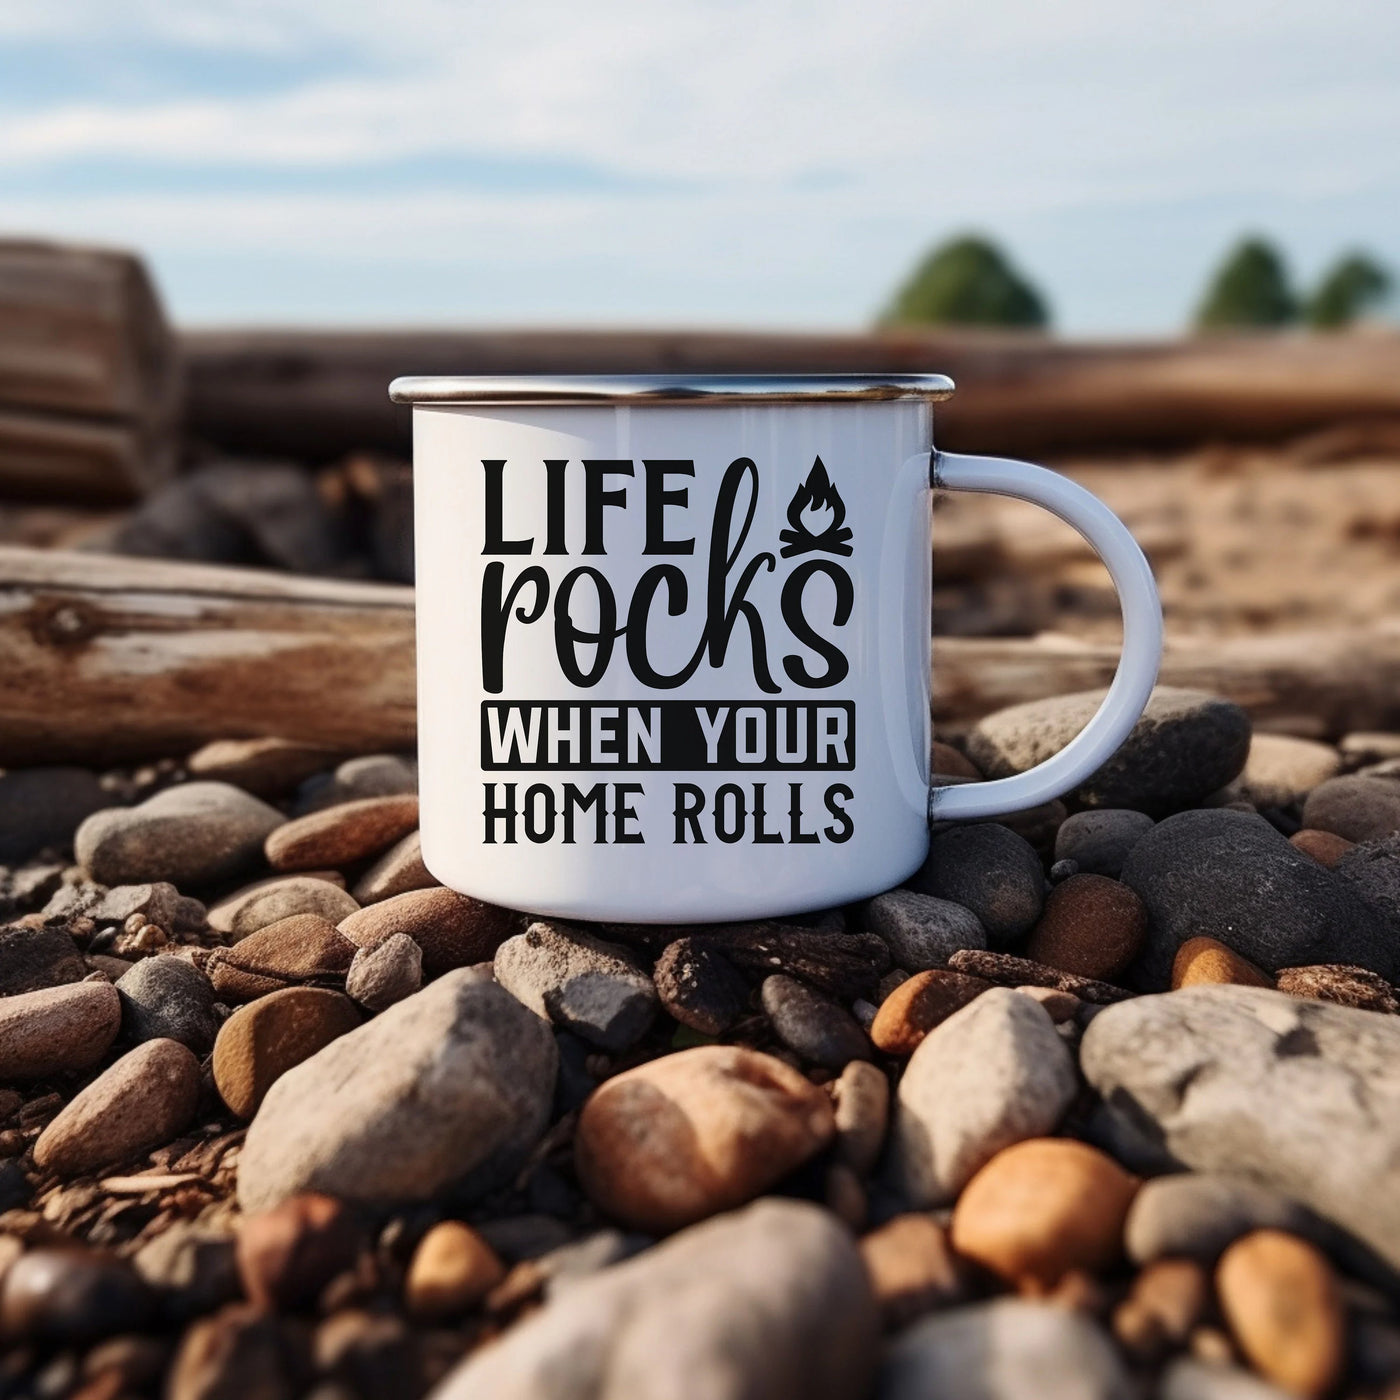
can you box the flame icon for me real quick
[779,458,854,558]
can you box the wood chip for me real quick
[99,1172,203,1194]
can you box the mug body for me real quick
[401,377,947,922]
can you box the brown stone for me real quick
[1216,1230,1344,1399]
[33,1039,201,1176]
[186,737,343,799]
[652,937,752,1035]
[207,876,359,940]
[236,1193,363,1312]
[1014,986,1082,1022]
[0,925,88,995]
[351,831,437,904]
[1171,937,1275,990]
[265,795,420,872]
[1025,874,1147,981]
[404,1220,505,1319]
[344,934,421,1012]
[870,969,991,1054]
[0,981,121,1080]
[338,888,516,978]
[1302,775,1400,844]
[212,987,362,1119]
[1289,828,1354,869]
[1040,1269,1110,1316]
[950,1137,1140,1290]
[1224,734,1341,809]
[1276,963,1400,1014]
[931,741,981,780]
[830,1059,889,1176]
[1112,1258,1210,1363]
[947,949,1131,1003]
[859,1213,965,1326]
[0,1246,154,1344]
[166,1302,298,1399]
[824,1162,866,1230]
[574,1045,835,1233]
[206,914,357,1002]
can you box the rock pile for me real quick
[0,690,1399,1399]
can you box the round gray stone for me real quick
[115,955,219,1054]
[909,824,1044,946]
[861,889,986,971]
[431,1200,877,1400]
[237,969,558,1212]
[761,975,872,1070]
[1302,774,1400,844]
[886,987,1077,1208]
[495,921,657,1053]
[967,686,1252,817]
[881,1299,1132,1400]
[1120,808,1395,983]
[1081,985,1400,1273]
[1124,1171,1389,1287]
[1053,809,1154,877]
[76,782,285,888]
[1334,833,1400,934]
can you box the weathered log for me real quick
[180,326,1400,464]
[0,547,414,766]
[0,409,153,502]
[0,239,180,501]
[1,547,1397,767]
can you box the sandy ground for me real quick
[933,442,1400,642]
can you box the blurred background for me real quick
[2,0,1399,704]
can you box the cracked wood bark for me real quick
[0,547,415,765]
[0,547,1397,766]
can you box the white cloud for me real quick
[2,0,1397,328]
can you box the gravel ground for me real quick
[1,695,1399,1400]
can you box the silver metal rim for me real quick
[388,373,955,406]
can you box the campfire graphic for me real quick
[779,458,854,558]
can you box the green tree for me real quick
[879,235,1049,329]
[1194,237,1297,330]
[1305,252,1392,329]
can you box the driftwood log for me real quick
[0,240,180,502]
[0,547,414,765]
[1,547,1398,766]
[181,327,1400,465]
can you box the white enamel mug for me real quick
[389,375,1162,923]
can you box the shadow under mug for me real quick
[390,374,1163,923]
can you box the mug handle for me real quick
[929,451,1164,820]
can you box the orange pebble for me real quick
[1172,937,1274,990]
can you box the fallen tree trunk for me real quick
[0,547,415,765]
[181,326,1400,464]
[1,548,1396,766]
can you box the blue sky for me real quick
[2,0,1397,332]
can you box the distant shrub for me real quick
[1305,253,1392,329]
[1194,238,1297,330]
[879,235,1049,329]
